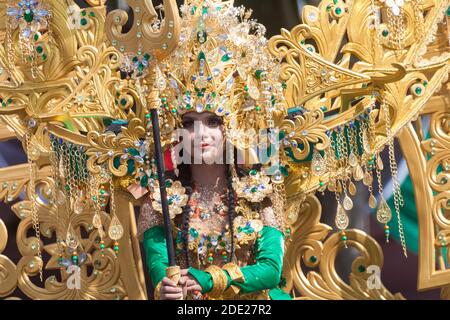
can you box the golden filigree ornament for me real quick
[6,0,52,78]
[151,179,188,219]
[232,169,273,203]
[233,215,263,246]
[147,0,286,147]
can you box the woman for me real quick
[136,0,290,300]
[138,110,290,300]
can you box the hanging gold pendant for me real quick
[335,204,349,230]
[343,195,354,210]
[348,152,358,167]
[376,196,392,224]
[353,164,364,181]
[108,216,124,241]
[376,154,384,170]
[363,171,373,186]
[348,181,357,196]
[65,226,79,250]
[73,193,84,214]
[93,212,103,229]
[311,149,327,176]
[369,194,377,209]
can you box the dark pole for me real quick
[150,108,176,266]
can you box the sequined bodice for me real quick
[137,188,282,271]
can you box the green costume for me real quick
[142,222,291,300]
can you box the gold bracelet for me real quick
[222,284,241,299]
[205,265,228,299]
[153,281,162,300]
[222,262,245,283]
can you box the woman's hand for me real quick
[179,269,202,295]
[159,276,184,300]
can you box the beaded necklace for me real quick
[176,184,233,266]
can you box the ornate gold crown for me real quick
[144,0,286,148]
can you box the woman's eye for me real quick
[207,117,222,127]
[182,120,194,128]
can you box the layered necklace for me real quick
[176,184,233,267]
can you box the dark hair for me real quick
[176,163,237,267]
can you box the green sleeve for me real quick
[234,226,284,294]
[188,226,284,295]
[143,225,169,287]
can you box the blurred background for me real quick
[0,0,440,299]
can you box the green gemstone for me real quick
[250,186,258,193]
[41,53,47,61]
[80,18,88,26]
[171,108,177,114]
[198,51,206,61]
[24,11,34,23]
[358,265,366,273]
[145,113,151,119]
[33,33,39,41]
[423,80,428,87]
[189,228,199,239]
[255,70,264,79]
[255,106,261,112]
[143,53,150,61]
[89,11,96,17]
[249,169,257,176]
[382,29,389,37]
[415,86,423,95]
[447,6,450,17]
[221,53,231,62]
[186,104,192,110]
[36,46,43,54]
[165,180,173,187]
[341,235,348,241]
[120,98,127,106]
[100,244,105,250]
[326,5,331,11]
[208,256,213,261]
[113,245,119,251]
[206,104,212,110]
[81,10,87,16]
[140,175,148,187]
[334,7,342,15]
[309,256,317,263]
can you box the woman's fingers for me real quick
[161,276,178,287]
[186,283,202,291]
[161,292,183,300]
[178,275,189,286]
[180,268,189,276]
[161,285,182,294]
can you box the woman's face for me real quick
[181,112,224,164]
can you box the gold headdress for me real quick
[143,0,286,149]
